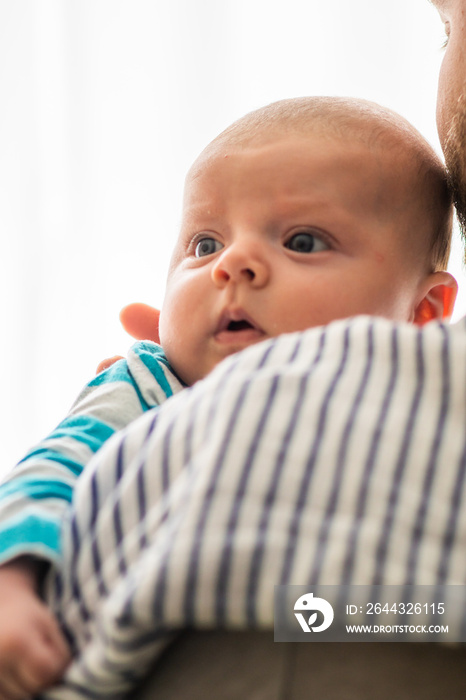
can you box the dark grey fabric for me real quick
[133,630,466,700]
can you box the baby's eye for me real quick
[285,231,329,254]
[194,237,223,257]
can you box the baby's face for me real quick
[159,134,431,385]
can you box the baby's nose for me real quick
[211,242,269,288]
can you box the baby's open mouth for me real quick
[227,319,254,332]
[214,310,265,345]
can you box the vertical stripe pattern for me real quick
[37,316,466,699]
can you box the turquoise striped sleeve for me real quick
[0,343,183,566]
[43,415,116,452]
[0,478,74,502]
[127,341,185,407]
[86,358,150,412]
[0,513,62,564]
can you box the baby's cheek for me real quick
[157,308,170,350]
[164,342,192,386]
[158,307,182,362]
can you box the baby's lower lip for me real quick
[214,327,266,345]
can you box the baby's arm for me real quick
[0,342,182,696]
[0,355,145,698]
[0,343,180,564]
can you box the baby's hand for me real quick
[0,559,71,699]
[119,303,160,342]
[96,303,161,374]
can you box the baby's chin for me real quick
[177,343,262,386]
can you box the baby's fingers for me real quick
[96,355,124,374]
[41,608,72,666]
[0,632,39,698]
[0,670,31,700]
[19,613,72,689]
[0,648,62,699]
[17,644,68,690]
[0,613,71,697]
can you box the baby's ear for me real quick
[413,271,458,325]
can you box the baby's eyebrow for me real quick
[183,201,216,216]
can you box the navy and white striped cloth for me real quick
[42,315,466,699]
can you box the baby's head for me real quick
[159,96,457,385]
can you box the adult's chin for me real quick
[443,93,466,245]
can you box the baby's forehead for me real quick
[187,130,361,180]
[182,126,414,207]
[180,104,448,239]
[187,106,428,175]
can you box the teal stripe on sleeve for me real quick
[87,359,131,388]
[135,342,176,398]
[0,514,61,558]
[17,449,84,475]
[88,357,150,411]
[48,415,115,452]
[0,478,74,502]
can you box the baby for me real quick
[0,96,457,698]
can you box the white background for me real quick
[0,0,463,475]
